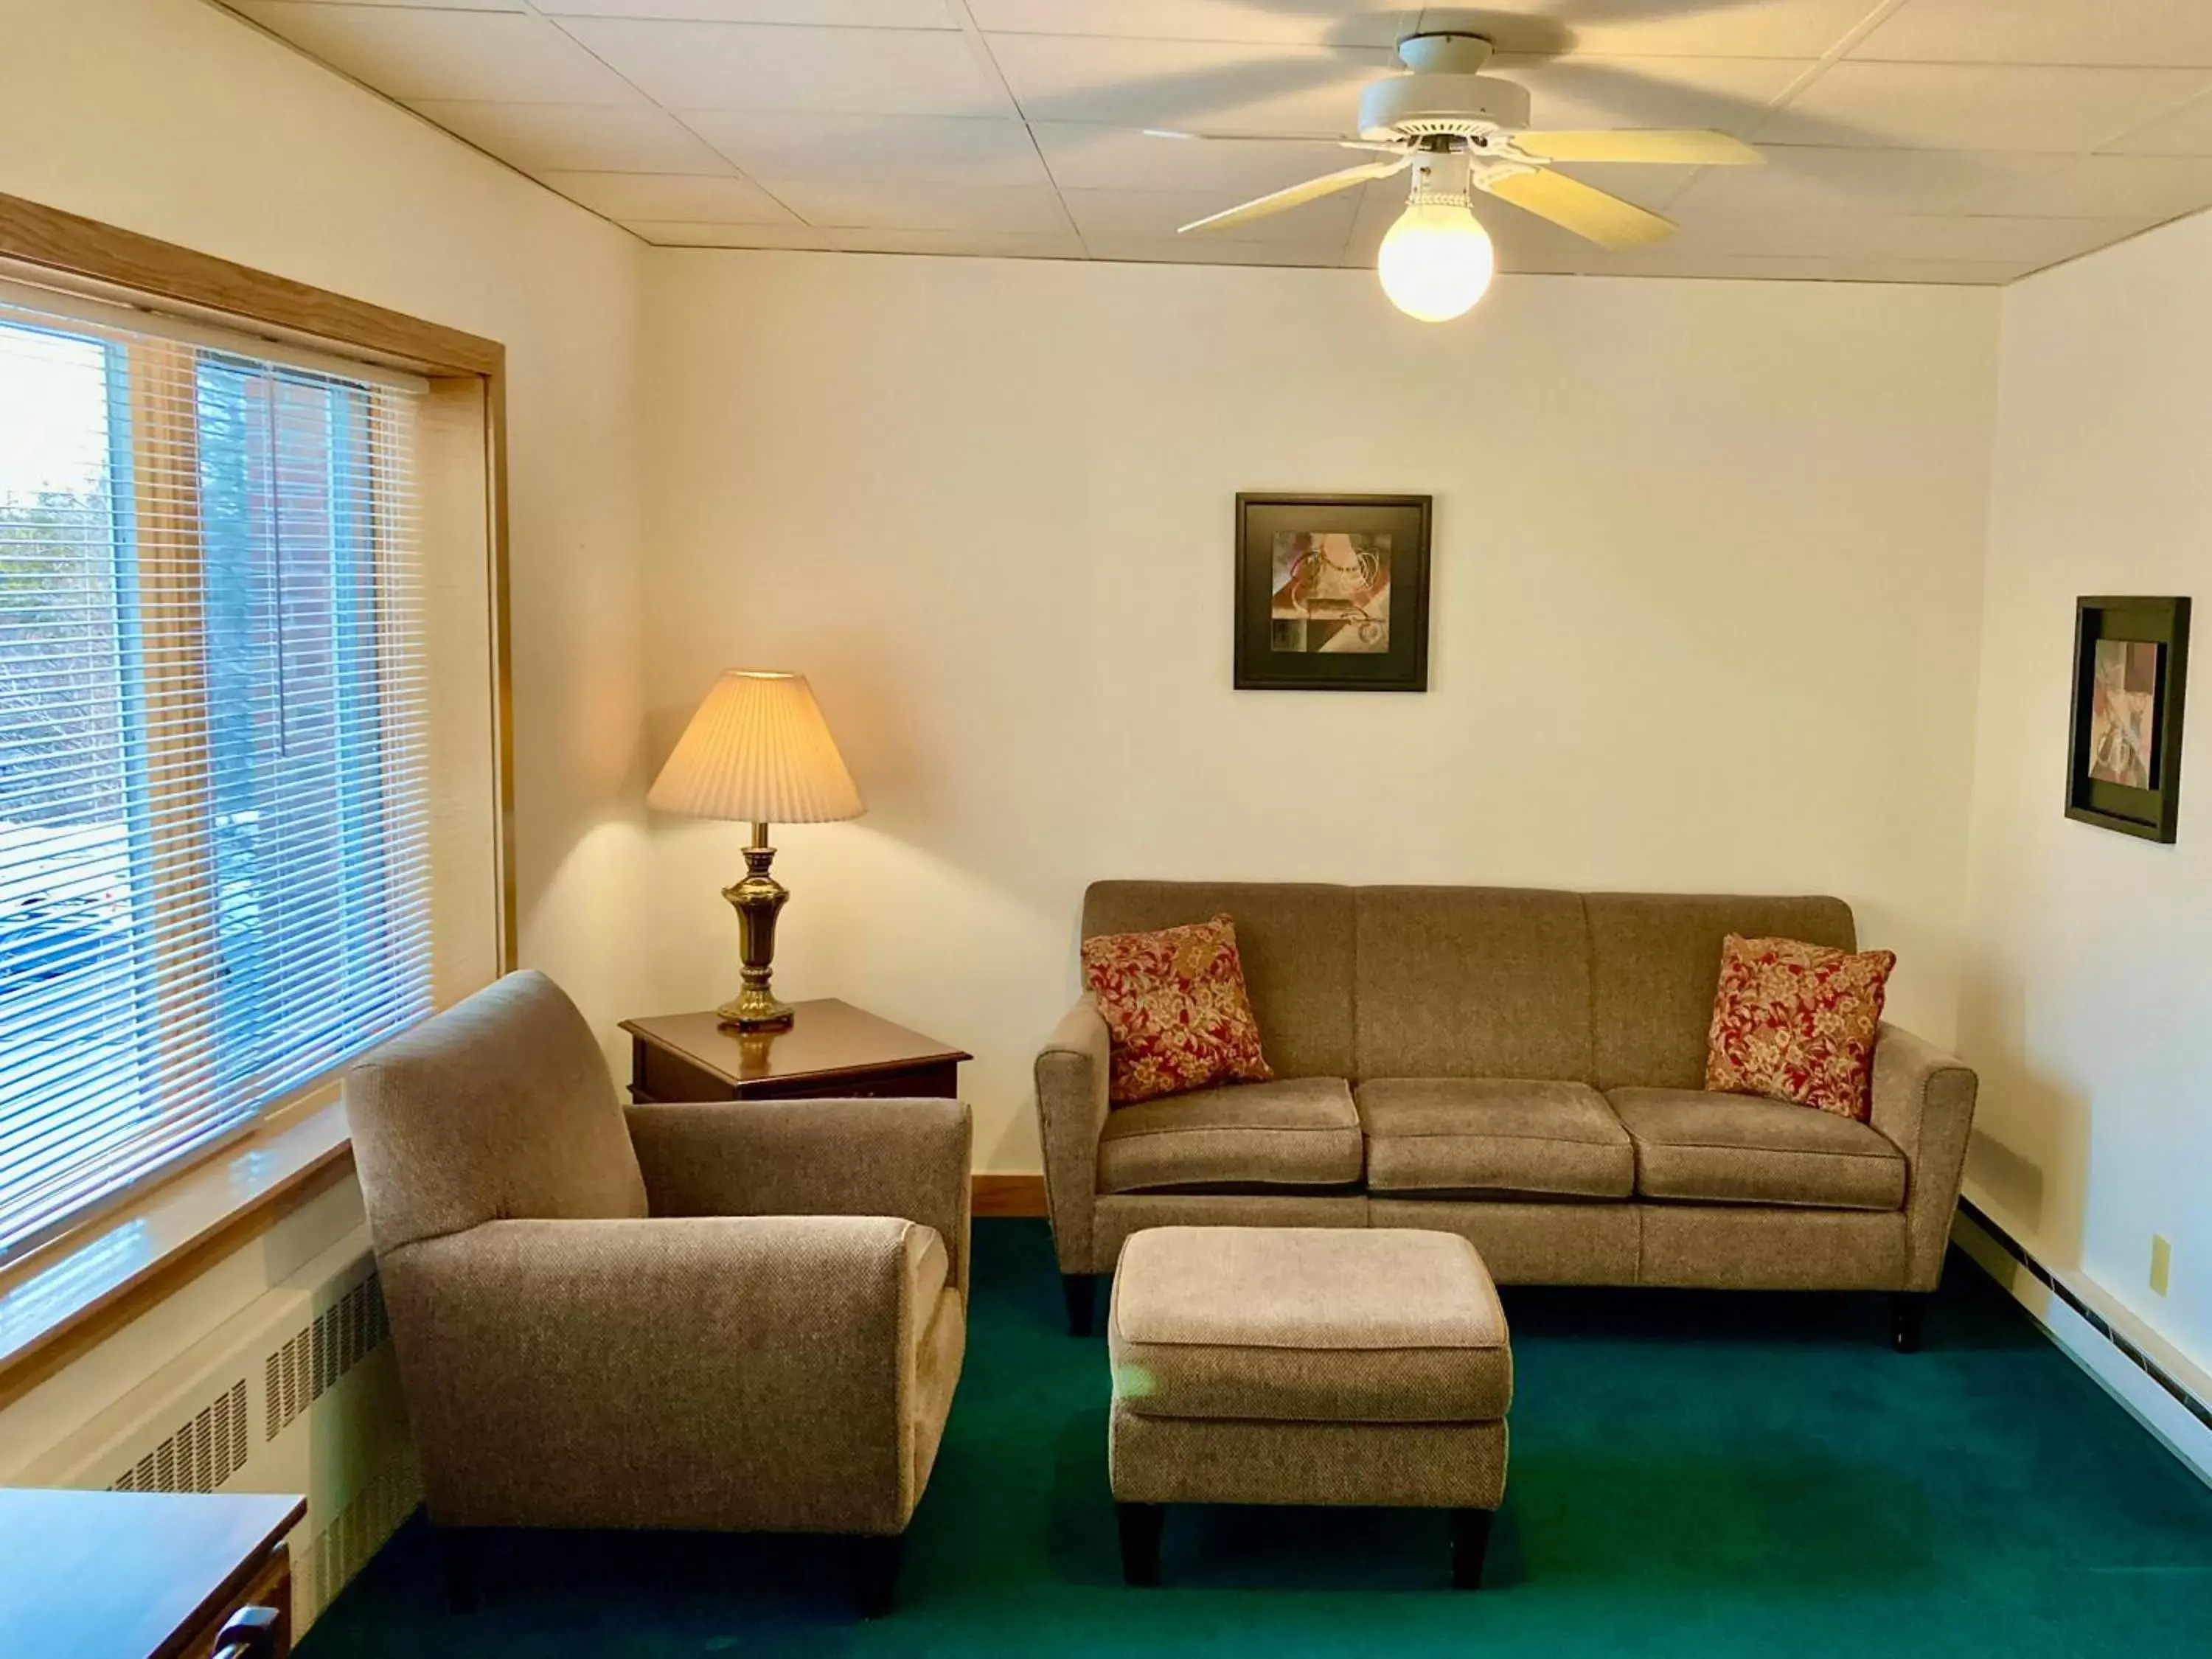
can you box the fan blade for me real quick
[1479,168,1677,249]
[1178,157,1411,234]
[1144,128,1404,155]
[1514,130,1761,167]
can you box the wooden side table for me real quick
[0,1486,305,1658]
[621,998,970,1103]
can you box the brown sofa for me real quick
[1034,883,1977,1349]
[347,971,970,1614]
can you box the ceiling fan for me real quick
[1149,30,1762,321]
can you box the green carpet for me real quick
[302,1219,2212,1658]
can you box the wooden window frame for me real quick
[0,190,512,1408]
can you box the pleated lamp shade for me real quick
[648,669,864,825]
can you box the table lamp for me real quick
[648,669,863,1029]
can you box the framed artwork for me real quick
[2065,596,2190,843]
[1234,493,1432,692]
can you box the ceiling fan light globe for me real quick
[1377,198,1495,323]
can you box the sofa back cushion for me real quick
[1586,894,1857,1090]
[1354,886,1593,1082]
[1083,882,1355,1078]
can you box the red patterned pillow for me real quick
[1705,934,1896,1120]
[1080,914,1273,1105]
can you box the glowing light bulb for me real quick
[1377,195,1495,322]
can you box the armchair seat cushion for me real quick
[1610,1087,1907,1211]
[1356,1078,1633,1198]
[1097,1077,1363,1194]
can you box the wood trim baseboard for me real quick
[971,1174,1047,1218]
[0,190,502,376]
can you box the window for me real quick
[0,295,434,1259]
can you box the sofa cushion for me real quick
[1097,1078,1363,1194]
[1109,1225,1510,1422]
[1081,914,1273,1105]
[1356,1079,1632,1199]
[1610,1087,1907,1211]
[1705,933,1896,1120]
[1585,893,1858,1090]
[1083,883,1355,1078]
[1353,887,1593,1081]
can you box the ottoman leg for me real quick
[1891,1292,1930,1354]
[1117,1502,1164,1587]
[1450,1508,1494,1590]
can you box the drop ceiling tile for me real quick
[1032,122,1382,192]
[826,226,1085,256]
[1060,184,1361,243]
[1666,206,2157,264]
[773,180,1068,231]
[2003,153,2212,218]
[1513,0,1891,60]
[536,170,799,223]
[540,1,956,24]
[1085,237,1346,266]
[1490,53,1816,139]
[681,111,1047,183]
[964,1,1411,48]
[1852,0,2212,70]
[626,221,839,247]
[229,2,643,103]
[555,18,1012,114]
[1672,145,2062,217]
[2105,88,2212,156]
[406,100,736,173]
[1757,62,2212,152]
[985,34,1396,132]
[277,0,521,9]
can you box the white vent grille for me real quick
[108,1379,251,1493]
[266,1274,389,1441]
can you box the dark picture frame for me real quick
[2065,596,2190,843]
[1234,493,1433,692]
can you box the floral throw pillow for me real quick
[1705,934,1896,1120]
[1080,914,1273,1105]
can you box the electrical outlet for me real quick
[2150,1235,2171,1298]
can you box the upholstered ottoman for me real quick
[1107,1225,1512,1590]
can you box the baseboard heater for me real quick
[1958,1197,2212,1438]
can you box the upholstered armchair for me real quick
[344,970,970,1615]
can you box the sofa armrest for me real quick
[380,1214,945,1533]
[1870,1023,1979,1291]
[1035,995,1111,1273]
[623,1096,972,1293]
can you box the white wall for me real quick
[643,252,2001,1170]
[0,0,653,1046]
[1960,209,2212,1383]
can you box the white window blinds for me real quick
[0,295,434,1259]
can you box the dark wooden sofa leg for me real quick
[853,1533,904,1618]
[1450,1508,1494,1590]
[1891,1292,1930,1354]
[1117,1502,1164,1586]
[1063,1273,1096,1337]
[437,1526,480,1614]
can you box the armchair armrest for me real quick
[1034,995,1110,1273]
[380,1214,943,1534]
[1870,1023,1979,1291]
[624,1096,972,1293]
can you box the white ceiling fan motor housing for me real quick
[1359,32,1531,142]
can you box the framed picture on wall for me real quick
[2066,595,2190,842]
[1234,493,1432,692]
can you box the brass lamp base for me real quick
[717,822,795,1030]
